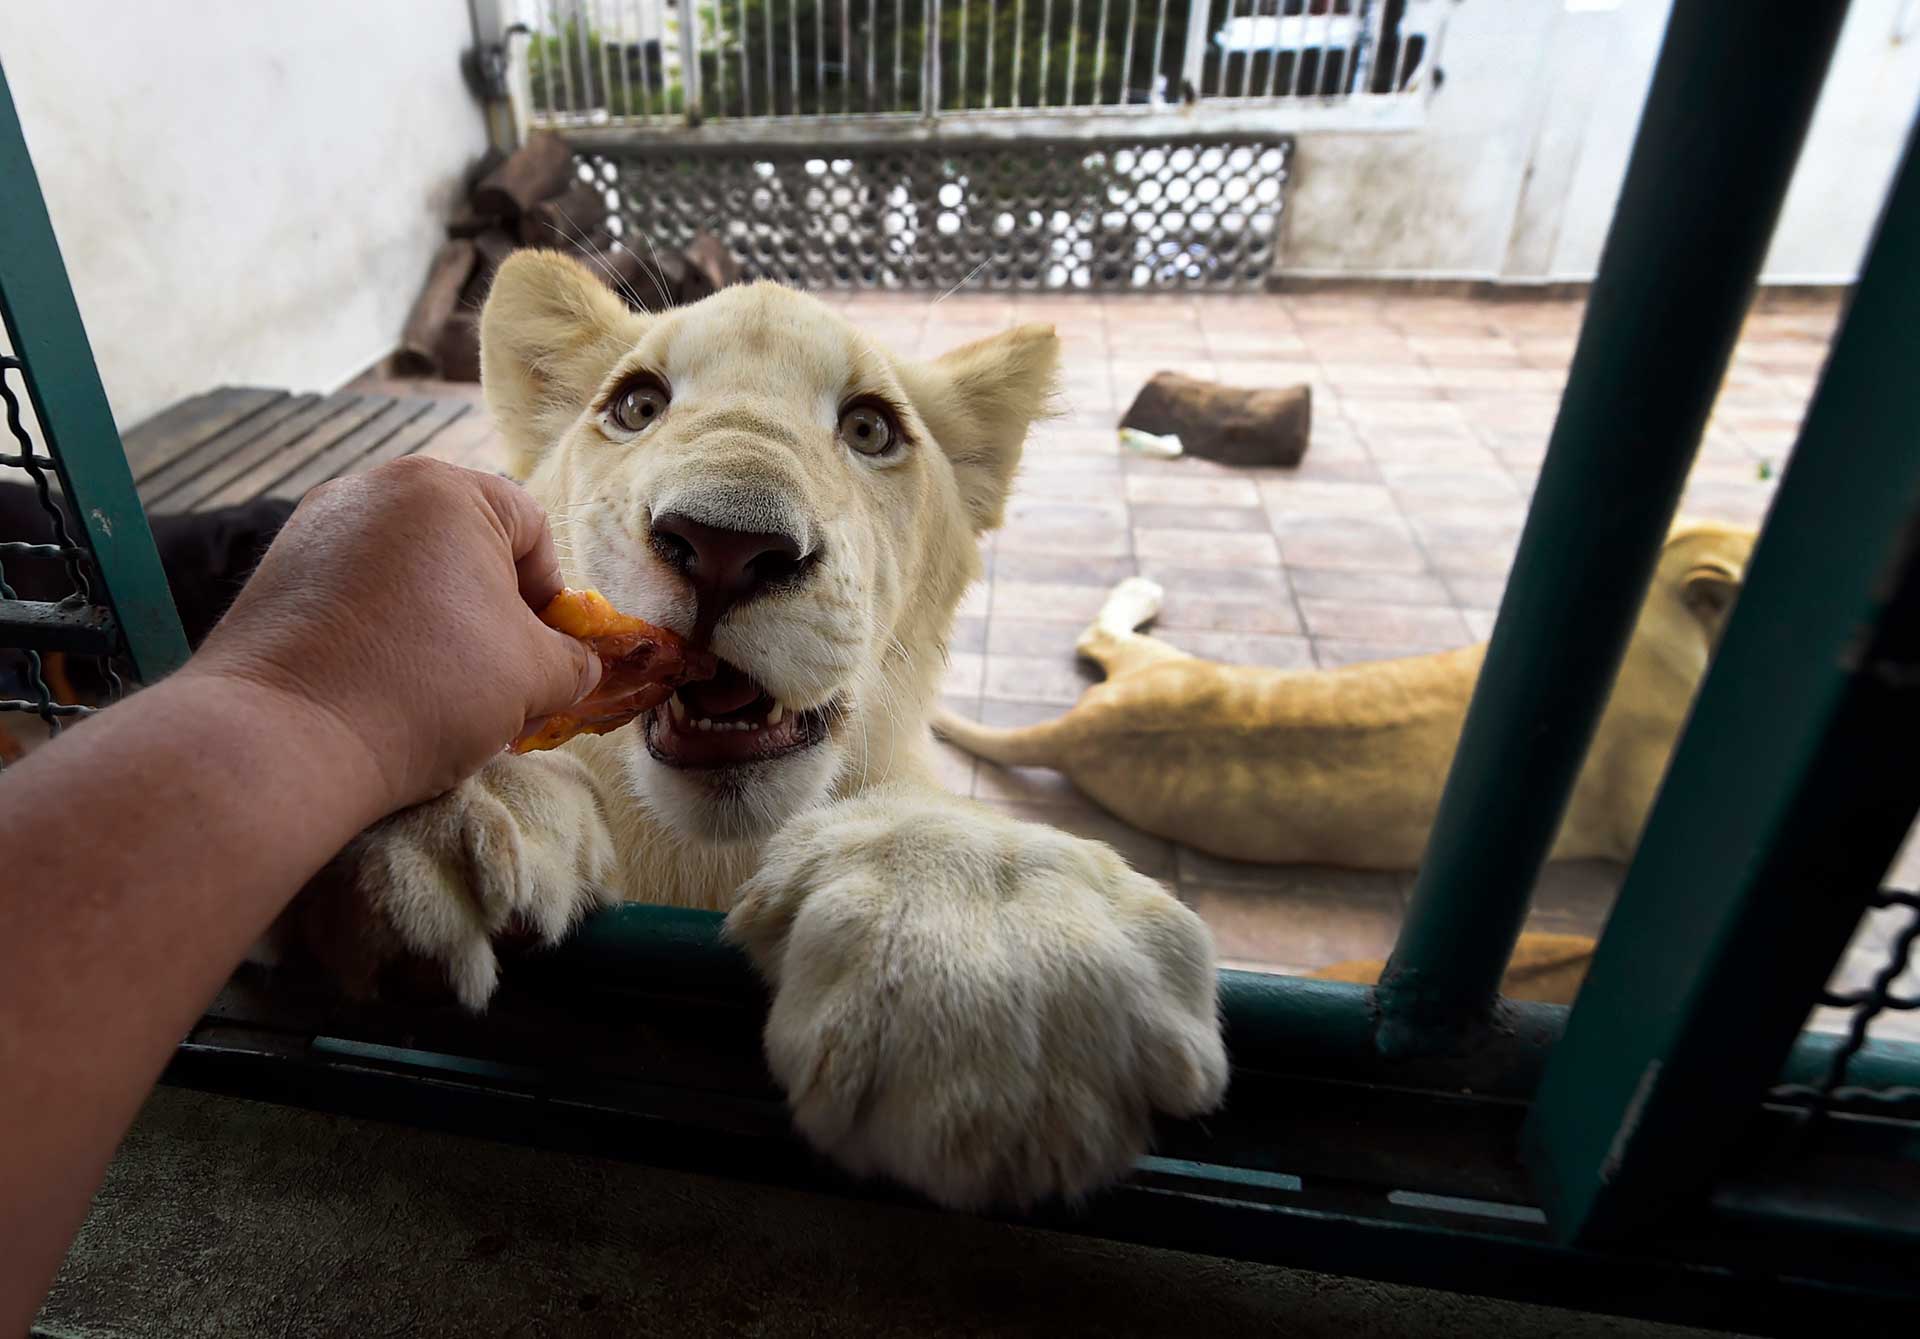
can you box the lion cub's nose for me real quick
[649,511,811,626]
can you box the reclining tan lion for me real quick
[289,252,1227,1212]
[935,522,1753,868]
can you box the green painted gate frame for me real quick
[1,5,1917,1334]
[0,59,188,680]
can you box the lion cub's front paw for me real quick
[295,756,615,1010]
[727,787,1227,1210]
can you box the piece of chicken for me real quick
[511,588,716,753]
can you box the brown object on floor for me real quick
[630,247,689,309]
[398,167,744,381]
[445,207,497,239]
[517,179,612,248]
[1120,372,1312,467]
[587,242,665,310]
[434,309,482,384]
[511,588,717,754]
[471,226,519,281]
[681,231,741,302]
[1311,932,1597,1006]
[457,228,520,311]
[470,130,576,220]
[395,239,477,378]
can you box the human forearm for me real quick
[0,669,386,1329]
[0,460,600,1329]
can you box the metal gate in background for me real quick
[479,0,1449,290]
[502,0,1439,131]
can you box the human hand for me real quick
[185,456,601,815]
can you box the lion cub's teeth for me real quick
[695,718,714,732]
[668,695,686,722]
[767,701,786,726]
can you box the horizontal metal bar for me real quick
[1373,0,1850,1058]
[541,905,1566,1096]
[0,696,92,717]
[0,598,116,655]
[1522,109,1920,1248]
[1775,1028,1920,1113]
[275,902,1920,1117]
[1712,1112,1920,1245]
[558,99,1421,148]
[0,541,87,559]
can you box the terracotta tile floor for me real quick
[386,288,1920,1041]
[894,292,1821,959]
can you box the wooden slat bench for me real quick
[122,386,503,513]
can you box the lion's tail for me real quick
[931,708,1070,769]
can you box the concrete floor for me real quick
[38,1086,1748,1339]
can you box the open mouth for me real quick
[644,657,833,769]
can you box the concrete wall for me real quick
[1279,0,1920,285]
[0,2,490,430]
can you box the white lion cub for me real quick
[296,252,1228,1211]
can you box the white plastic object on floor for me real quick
[1119,428,1184,459]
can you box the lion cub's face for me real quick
[480,253,1057,843]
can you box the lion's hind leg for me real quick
[1075,577,1191,679]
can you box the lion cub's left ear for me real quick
[897,324,1061,532]
[481,251,646,477]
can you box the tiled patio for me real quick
[374,287,1917,1040]
[887,289,1825,961]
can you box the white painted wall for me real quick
[0,2,489,429]
[1279,0,1920,286]
[1761,0,1920,281]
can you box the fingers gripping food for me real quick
[512,588,716,753]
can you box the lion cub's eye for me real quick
[608,381,669,434]
[838,403,896,456]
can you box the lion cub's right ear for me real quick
[481,251,644,477]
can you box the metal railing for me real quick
[506,0,1438,130]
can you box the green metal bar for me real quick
[1522,114,1920,1247]
[525,903,1920,1111]
[1374,0,1850,1057]
[532,904,1565,1096]
[0,59,188,681]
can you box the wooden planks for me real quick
[258,399,437,502]
[153,393,371,512]
[119,387,288,481]
[339,400,471,478]
[121,386,483,514]
[191,396,394,511]
[408,406,504,473]
[133,392,316,499]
